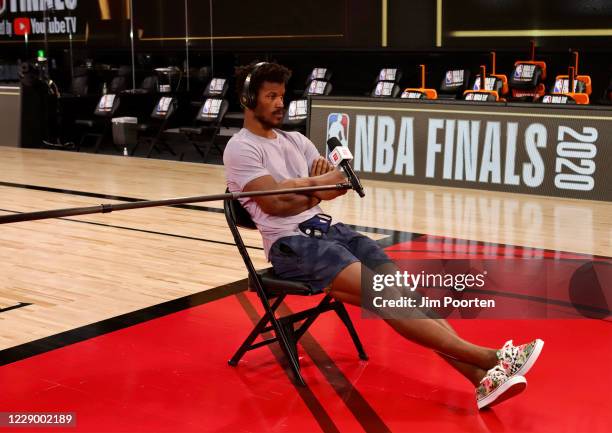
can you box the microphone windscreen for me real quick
[326,137,342,151]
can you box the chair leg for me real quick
[229,294,307,387]
[76,135,85,152]
[228,310,272,366]
[334,302,369,360]
[280,319,300,367]
[146,136,158,158]
[160,139,177,156]
[273,317,306,387]
[190,136,214,163]
[228,295,284,366]
[146,132,176,158]
[93,134,104,153]
[130,139,140,156]
[188,137,204,158]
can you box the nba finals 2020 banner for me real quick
[309,97,612,201]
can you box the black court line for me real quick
[0,303,32,314]
[276,302,392,433]
[235,292,341,433]
[0,208,264,251]
[0,279,248,367]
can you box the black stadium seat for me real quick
[283,68,333,133]
[508,42,547,101]
[140,75,159,94]
[109,66,131,94]
[371,68,402,98]
[438,69,471,99]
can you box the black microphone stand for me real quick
[0,183,353,225]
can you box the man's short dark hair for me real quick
[235,62,292,106]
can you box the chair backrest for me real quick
[197,66,212,83]
[117,65,131,77]
[195,98,229,124]
[140,75,159,93]
[371,81,400,98]
[471,75,504,94]
[203,77,229,98]
[225,194,257,230]
[439,69,471,97]
[304,79,332,97]
[552,76,587,94]
[376,68,402,83]
[224,190,261,284]
[151,96,177,120]
[305,67,332,85]
[71,73,89,97]
[110,75,128,94]
[509,61,546,89]
[94,94,121,117]
[283,98,309,125]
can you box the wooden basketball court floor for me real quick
[0,146,610,433]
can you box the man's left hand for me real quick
[311,157,334,176]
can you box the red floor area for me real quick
[1,236,610,433]
[0,293,610,433]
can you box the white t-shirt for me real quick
[223,128,323,259]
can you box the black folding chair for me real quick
[134,96,177,157]
[75,94,121,153]
[179,98,229,161]
[224,194,368,386]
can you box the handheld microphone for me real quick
[326,137,365,198]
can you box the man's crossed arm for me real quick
[243,157,347,217]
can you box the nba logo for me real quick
[514,65,523,79]
[445,71,453,85]
[0,0,5,16]
[326,113,349,148]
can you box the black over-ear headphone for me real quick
[240,62,267,109]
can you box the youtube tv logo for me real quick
[14,17,30,36]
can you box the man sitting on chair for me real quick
[223,62,544,410]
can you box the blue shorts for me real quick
[268,222,393,294]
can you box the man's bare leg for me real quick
[372,262,492,385]
[329,262,497,386]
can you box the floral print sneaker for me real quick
[476,365,527,409]
[497,339,544,377]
